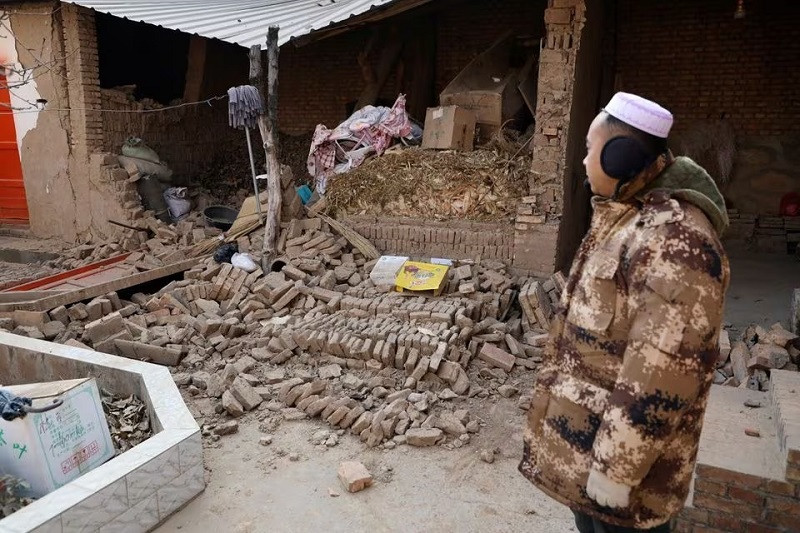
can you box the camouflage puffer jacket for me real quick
[519,155,730,529]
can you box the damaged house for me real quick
[0,0,797,278]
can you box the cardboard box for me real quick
[394,261,450,297]
[440,32,528,141]
[0,378,115,497]
[369,255,410,286]
[421,106,476,151]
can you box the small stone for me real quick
[498,384,519,398]
[438,388,458,400]
[744,428,761,438]
[466,420,480,433]
[319,364,342,379]
[406,428,443,447]
[289,453,300,462]
[282,408,308,421]
[384,441,396,450]
[337,461,373,493]
[215,420,239,435]
[744,399,762,408]
[222,390,244,417]
[480,450,495,463]
[342,374,364,390]
[259,435,273,446]
[328,488,340,498]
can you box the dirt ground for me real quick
[723,251,799,336]
[158,398,575,533]
[156,250,797,533]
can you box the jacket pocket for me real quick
[566,253,619,335]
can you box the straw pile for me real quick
[324,133,532,222]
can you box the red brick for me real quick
[743,524,785,533]
[691,526,728,533]
[706,514,744,532]
[693,493,761,521]
[764,479,797,497]
[696,465,765,489]
[678,508,709,524]
[727,485,765,507]
[766,494,800,515]
[695,479,727,496]
[764,510,799,530]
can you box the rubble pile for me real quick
[0,216,563,451]
[101,391,153,455]
[324,142,531,222]
[716,323,800,390]
[51,212,223,272]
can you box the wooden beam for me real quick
[261,26,282,264]
[183,35,207,102]
[0,258,202,312]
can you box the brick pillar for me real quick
[513,0,590,276]
[513,0,608,276]
[62,4,103,160]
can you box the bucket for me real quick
[203,205,238,231]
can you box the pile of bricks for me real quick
[715,323,800,390]
[751,215,800,255]
[1,215,556,450]
[53,211,221,271]
[518,272,565,331]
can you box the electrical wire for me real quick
[0,94,229,114]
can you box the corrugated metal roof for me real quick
[62,0,406,47]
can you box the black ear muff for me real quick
[600,136,652,182]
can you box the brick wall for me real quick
[62,3,102,158]
[279,0,547,134]
[675,465,800,532]
[99,88,240,179]
[434,0,547,95]
[344,215,515,263]
[616,0,800,136]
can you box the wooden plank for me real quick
[4,253,132,292]
[0,258,202,312]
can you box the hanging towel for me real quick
[227,85,264,129]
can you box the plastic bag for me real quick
[213,243,238,263]
[231,252,258,273]
[122,137,161,164]
[0,389,31,421]
[164,187,191,221]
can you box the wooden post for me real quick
[260,26,282,265]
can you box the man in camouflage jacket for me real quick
[519,93,730,532]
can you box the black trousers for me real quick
[573,511,671,533]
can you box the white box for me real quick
[369,255,409,286]
[0,378,115,497]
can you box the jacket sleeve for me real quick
[589,223,728,487]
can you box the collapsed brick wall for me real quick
[279,0,546,135]
[344,216,515,263]
[675,464,800,532]
[616,0,800,136]
[99,89,239,179]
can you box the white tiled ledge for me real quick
[0,332,203,533]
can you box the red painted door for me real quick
[0,74,28,223]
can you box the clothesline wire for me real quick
[0,94,229,114]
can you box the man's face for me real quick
[583,112,618,198]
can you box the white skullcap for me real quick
[604,92,673,138]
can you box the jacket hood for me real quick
[641,156,729,235]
